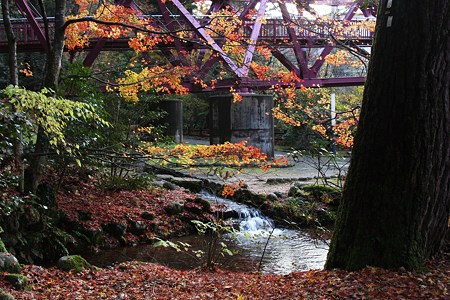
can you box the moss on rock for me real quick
[0,240,7,253]
[4,274,29,290]
[57,255,92,273]
[300,184,341,205]
[0,291,15,300]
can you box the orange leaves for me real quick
[222,182,245,197]
[65,2,143,51]
[250,63,271,80]
[128,32,173,53]
[325,50,353,67]
[140,140,269,171]
[19,62,33,77]
[334,118,358,148]
[230,87,243,103]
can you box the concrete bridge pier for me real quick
[209,94,274,158]
[159,99,183,143]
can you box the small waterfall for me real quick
[200,190,329,273]
[199,191,273,233]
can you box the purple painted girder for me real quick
[239,0,268,76]
[279,1,314,78]
[186,76,366,92]
[310,0,364,74]
[162,0,372,89]
[14,0,47,52]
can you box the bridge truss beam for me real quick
[3,0,376,91]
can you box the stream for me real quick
[85,191,329,274]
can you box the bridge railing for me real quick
[0,16,373,49]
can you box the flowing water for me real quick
[85,191,329,274]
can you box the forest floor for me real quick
[1,255,449,299]
[1,172,449,299]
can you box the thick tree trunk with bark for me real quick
[325,1,450,270]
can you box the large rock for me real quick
[170,177,203,193]
[0,253,21,273]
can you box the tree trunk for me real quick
[1,0,18,85]
[325,1,450,270]
[26,0,67,193]
[2,0,24,192]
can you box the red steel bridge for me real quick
[0,0,376,92]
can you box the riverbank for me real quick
[1,168,449,299]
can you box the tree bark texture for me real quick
[1,0,18,85]
[26,0,67,193]
[326,0,450,270]
[2,0,24,192]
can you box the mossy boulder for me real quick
[4,274,29,290]
[0,253,21,273]
[57,255,92,273]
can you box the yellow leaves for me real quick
[230,87,243,103]
[115,65,190,102]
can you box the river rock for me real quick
[141,211,156,220]
[0,253,21,273]
[288,186,300,197]
[21,206,42,230]
[103,222,127,238]
[316,208,336,226]
[223,210,239,220]
[192,197,211,213]
[163,181,179,190]
[128,219,146,235]
[164,202,185,215]
[0,290,14,300]
[170,177,203,193]
[266,193,278,202]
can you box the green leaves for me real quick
[2,85,110,158]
